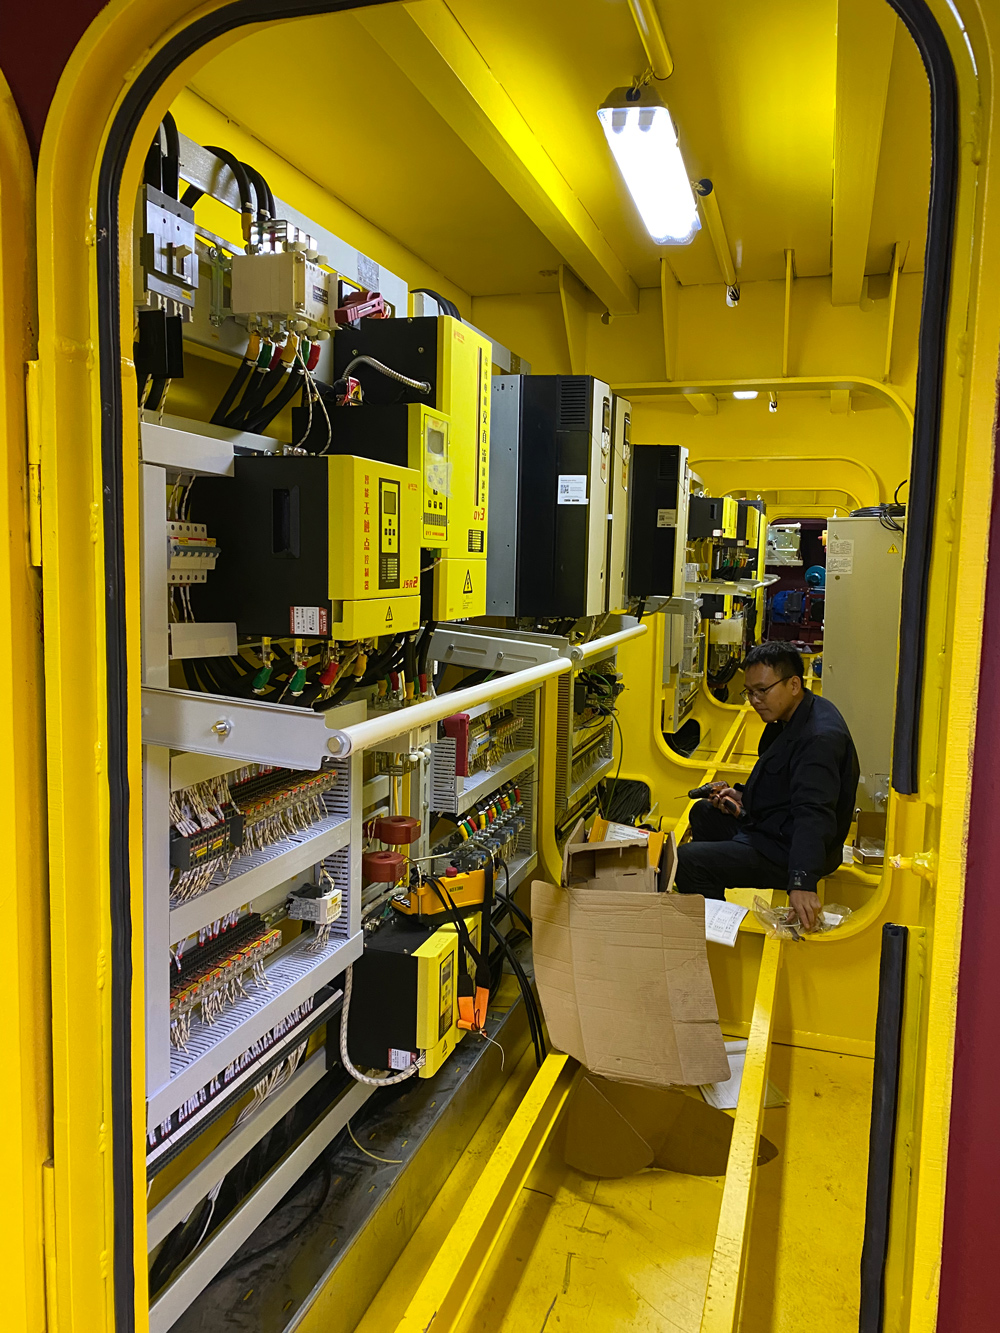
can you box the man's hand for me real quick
[788,889,821,932]
[709,785,743,817]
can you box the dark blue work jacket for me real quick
[740,690,860,893]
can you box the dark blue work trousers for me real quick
[674,800,786,900]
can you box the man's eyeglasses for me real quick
[741,678,788,704]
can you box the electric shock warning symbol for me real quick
[462,569,474,595]
[887,544,900,555]
[385,605,394,624]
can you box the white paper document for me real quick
[703,898,748,947]
[700,1040,788,1111]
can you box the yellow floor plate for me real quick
[358,1044,873,1332]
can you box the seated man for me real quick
[675,642,860,930]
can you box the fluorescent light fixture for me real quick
[733,391,758,400]
[598,85,700,244]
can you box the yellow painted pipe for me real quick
[627,0,674,79]
[696,181,737,287]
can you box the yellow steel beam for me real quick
[394,1054,580,1332]
[558,264,589,374]
[700,935,782,1332]
[627,0,674,79]
[660,257,678,381]
[685,391,719,415]
[356,1,639,316]
[615,375,914,428]
[830,388,852,413]
[831,0,897,306]
[884,241,904,382]
[781,249,793,378]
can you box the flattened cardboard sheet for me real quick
[532,882,729,1088]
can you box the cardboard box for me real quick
[589,817,667,871]
[532,820,728,1089]
[562,819,677,895]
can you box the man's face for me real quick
[743,663,801,723]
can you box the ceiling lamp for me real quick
[732,391,758,400]
[598,84,700,245]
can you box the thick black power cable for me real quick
[489,924,545,1068]
[181,146,254,219]
[240,160,273,221]
[211,356,255,425]
[210,1160,333,1284]
[410,287,461,319]
[244,365,306,434]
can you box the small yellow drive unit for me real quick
[345,914,483,1079]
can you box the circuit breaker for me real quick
[486,374,612,618]
[194,454,421,639]
[330,315,491,619]
[626,444,689,599]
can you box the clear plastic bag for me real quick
[752,895,853,940]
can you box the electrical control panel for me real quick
[487,374,613,618]
[193,454,422,640]
[329,315,492,619]
[626,444,690,600]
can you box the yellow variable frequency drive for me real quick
[195,453,421,640]
[331,315,492,618]
[327,454,422,638]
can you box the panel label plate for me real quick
[557,474,588,505]
[290,606,329,635]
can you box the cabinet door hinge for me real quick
[25,359,42,567]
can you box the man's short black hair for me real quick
[743,641,806,683]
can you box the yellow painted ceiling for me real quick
[188,0,930,299]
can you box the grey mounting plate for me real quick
[141,686,344,769]
[428,624,581,672]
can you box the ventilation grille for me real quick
[557,377,589,430]
[554,674,572,811]
[516,772,536,856]
[430,737,459,811]
[512,688,538,744]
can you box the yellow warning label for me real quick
[887,544,900,555]
[462,569,474,594]
[386,605,394,623]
